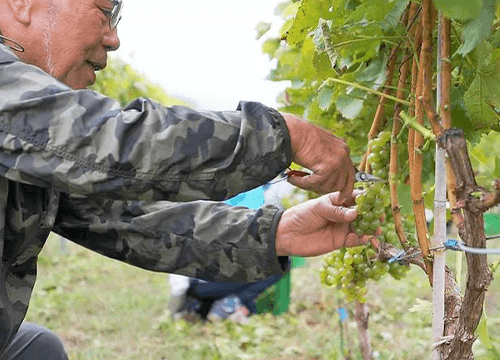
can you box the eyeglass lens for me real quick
[110,1,123,29]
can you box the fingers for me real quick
[338,166,355,205]
[344,233,370,248]
[286,171,312,189]
[314,193,358,223]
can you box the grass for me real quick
[25,233,500,360]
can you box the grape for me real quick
[352,253,363,265]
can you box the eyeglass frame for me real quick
[0,1,123,52]
[102,0,123,30]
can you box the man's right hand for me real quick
[274,191,369,257]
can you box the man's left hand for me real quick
[281,113,355,202]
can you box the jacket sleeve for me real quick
[0,51,292,201]
[52,192,288,282]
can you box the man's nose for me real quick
[103,27,120,52]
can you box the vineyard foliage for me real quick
[260,0,500,180]
[259,0,500,302]
[91,57,187,107]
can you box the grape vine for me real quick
[260,0,500,358]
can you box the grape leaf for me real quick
[432,0,481,21]
[284,0,331,45]
[463,43,500,129]
[255,22,272,40]
[356,57,387,90]
[261,38,281,58]
[382,0,410,31]
[275,1,300,19]
[336,88,366,120]
[451,85,475,131]
[397,183,413,216]
[318,85,333,111]
[457,0,496,56]
[476,316,493,350]
[313,51,336,79]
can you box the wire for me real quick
[388,238,500,264]
[442,239,500,255]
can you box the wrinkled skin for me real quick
[282,113,355,200]
[0,0,120,89]
[276,191,368,257]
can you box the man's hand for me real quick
[275,192,369,257]
[281,113,355,202]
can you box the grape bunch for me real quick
[367,130,391,179]
[319,244,410,303]
[350,181,390,236]
[319,130,412,302]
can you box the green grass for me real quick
[25,233,500,360]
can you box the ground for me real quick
[25,233,500,360]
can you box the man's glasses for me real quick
[104,0,123,30]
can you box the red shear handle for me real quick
[286,170,310,177]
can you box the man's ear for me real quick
[6,0,33,25]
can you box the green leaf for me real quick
[469,131,500,186]
[432,0,481,21]
[356,56,387,90]
[476,316,493,349]
[318,85,333,111]
[262,38,281,58]
[336,88,366,119]
[463,43,500,129]
[275,1,300,20]
[284,0,331,45]
[457,0,497,56]
[397,183,413,216]
[382,0,410,31]
[451,85,475,132]
[280,18,295,39]
[255,22,272,40]
[313,51,336,79]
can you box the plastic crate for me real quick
[255,256,306,315]
[484,213,500,236]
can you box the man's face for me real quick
[28,0,121,89]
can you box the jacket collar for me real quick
[0,43,20,64]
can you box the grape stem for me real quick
[399,112,435,141]
[321,78,410,106]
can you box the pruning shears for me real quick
[271,167,384,184]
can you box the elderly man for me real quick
[0,0,366,358]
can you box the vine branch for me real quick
[411,0,432,280]
[437,129,493,359]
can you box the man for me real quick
[0,0,366,358]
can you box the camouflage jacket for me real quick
[0,44,291,353]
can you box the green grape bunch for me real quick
[320,130,412,303]
[320,245,409,303]
[367,130,391,180]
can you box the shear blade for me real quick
[355,171,384,182]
